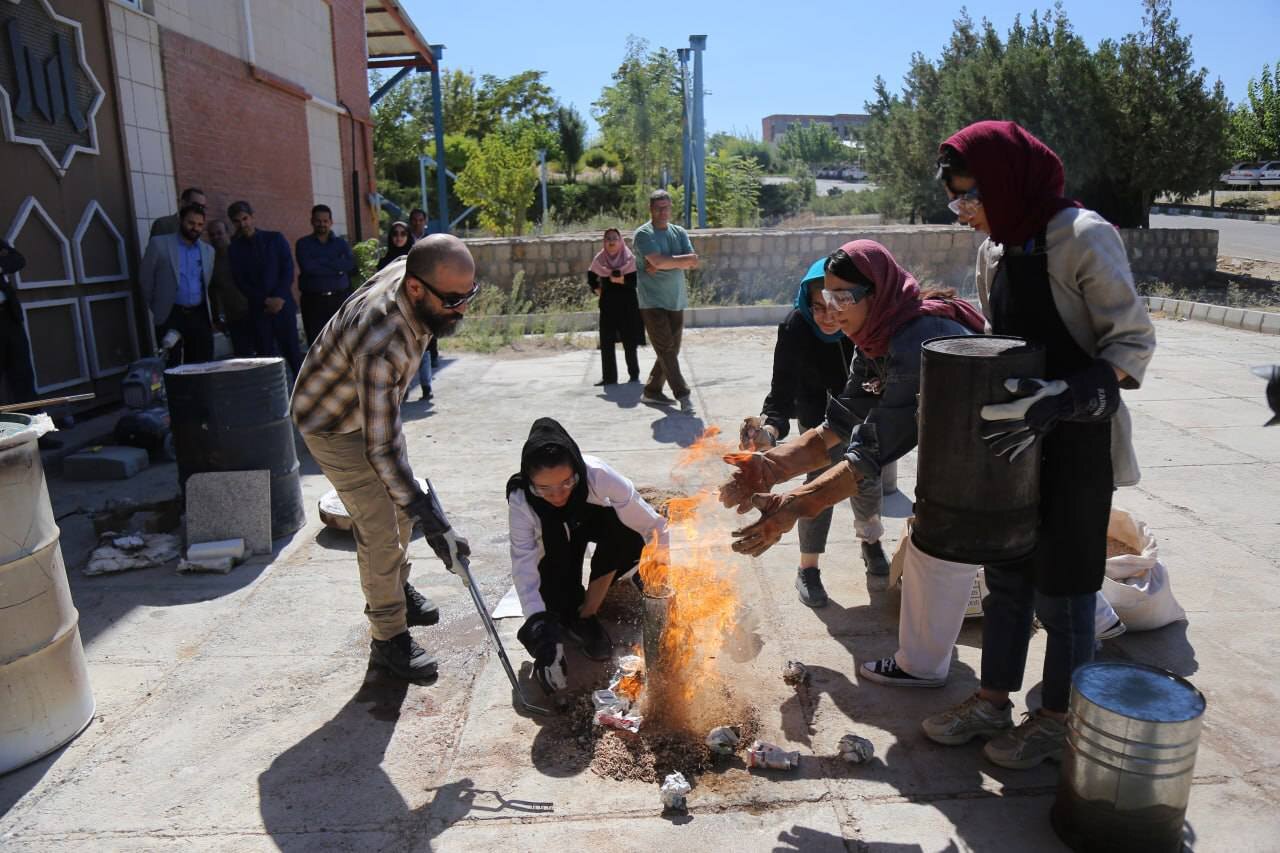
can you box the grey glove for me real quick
[980,359,1120,462]
[410,480,471,573]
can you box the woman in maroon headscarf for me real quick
[919,121,1155,770]
[718,239,985,606]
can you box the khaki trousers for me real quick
[640,308,690,399]
[303,429,413,640]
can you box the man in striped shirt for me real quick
[291,233,479,680]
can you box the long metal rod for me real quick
[428,45,449,232]
[0,393,95,413]
[456,555,552,716]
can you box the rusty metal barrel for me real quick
[0,414,95,773]
[912,336,1045,563]
[1052,661,1205,852]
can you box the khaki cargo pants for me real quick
[303,429,413,640]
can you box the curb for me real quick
[463,304,792,335]
[1145,296,1280,335]
[1151,204,1280,224]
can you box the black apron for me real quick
[989,234,1113,596]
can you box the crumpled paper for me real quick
[705,725,741,756]
[84,532,180,575]
[660,771,691,811]
[838,734,875,764]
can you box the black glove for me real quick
[408,481,471,574]
[517,612,568,693]
[980,359,1120,462]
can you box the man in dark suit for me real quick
[0,239,36,404]
[227,200,301,375]
[139,204,216,365]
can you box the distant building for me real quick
[762,114,870,144]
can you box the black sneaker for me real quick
[795,567,828,608]
[369,631,438,680]
[565,616,613,661]
[404,582,439,627]
[862,541,890,576]
[860,656,945,688]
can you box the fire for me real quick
[636,427,746,727]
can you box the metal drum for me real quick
[1052,662,1205,852]
[165,358,305,539]
[912,335,1045,563]
[0,415,95,773]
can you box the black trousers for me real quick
[538,503,645,619]
[251,305,303,376]
[301,289,350,346]
[0,311,37,403]
[158,305,214,366]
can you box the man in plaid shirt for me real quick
[292,233,479,680]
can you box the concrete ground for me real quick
[2,317,1278,852]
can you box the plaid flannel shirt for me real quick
[290,256,429,509]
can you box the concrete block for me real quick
[1260,313,1280,335]
[1205,304,1227,324]
[1223,308,1246,329]
[63,445,150,481]
[185,470,272,555]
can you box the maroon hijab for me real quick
[940,121,1081,248]
[836,240,986,358]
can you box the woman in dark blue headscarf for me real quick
[737,258,876,608]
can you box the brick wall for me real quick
[465,225,1220,302]
[159,29,313,243]
[328,0,376,241]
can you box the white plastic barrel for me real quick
[0,414,95,773]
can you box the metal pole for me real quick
[689,35,708,229]
[419,155,429,221]
[429,45,449,233]
[537,148,549,234]
[677,48,692,228]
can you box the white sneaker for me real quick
[921,693,1014,746]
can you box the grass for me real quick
[440,270,602,353]
[1140,280,1280,314]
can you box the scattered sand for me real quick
[636,486,692,518]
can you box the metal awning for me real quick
[365,0,435,69]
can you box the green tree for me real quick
[593,37,684,206]
[555,105,587,182]
[776,122,849,169]
[1228,61,1280,161]
[705,152,763,227]
[474,70,557,138]
[709,133,777,173]
[454,124,540,236]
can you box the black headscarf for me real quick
[507,418,591,568]
[377,221,412,270]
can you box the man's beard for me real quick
[411,296,463,338]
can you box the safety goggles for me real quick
[820,284,871,310]
[423,279,480,310]
[529,472,579,498]
[947,187,982,217]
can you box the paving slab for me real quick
[4,318,1279,851]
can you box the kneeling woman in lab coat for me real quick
[509,417,668,693]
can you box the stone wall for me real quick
[464,225,1219,303]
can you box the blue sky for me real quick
[403,0,1273,139]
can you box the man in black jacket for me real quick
[0,239,37,404]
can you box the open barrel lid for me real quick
[1074,661,1205,723]
[922,335,1042,359]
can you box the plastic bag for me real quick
[1099,508,1186,632]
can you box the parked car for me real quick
[1220,162,1266,187]
[1259,161,1280,187]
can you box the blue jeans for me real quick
[979,561,1095,713]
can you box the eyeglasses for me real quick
[529,473,579,497]
[947,187,981,216]
[820,284,871,310]
[420,278,481,310]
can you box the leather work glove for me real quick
[738,416,779,451]
[410,481,472,574]
[518,613,568,694]
[980,359,1120,462]
[718,451,787,513]
[730,492,801,557]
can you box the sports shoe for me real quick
[861,541,890,576]
[1097,617,1127,641]
[983,710,1067,769]
[922,693,1014,745]
[677,395,696,415]
[795,567,828,607]
[404,582,439,627]
[369,631,438,680]
[860,656,946,688]
[641,390,674,406]
[565,615,613,661]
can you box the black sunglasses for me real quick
[419,277,480,310]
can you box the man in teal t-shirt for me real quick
[632,190,699,413]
